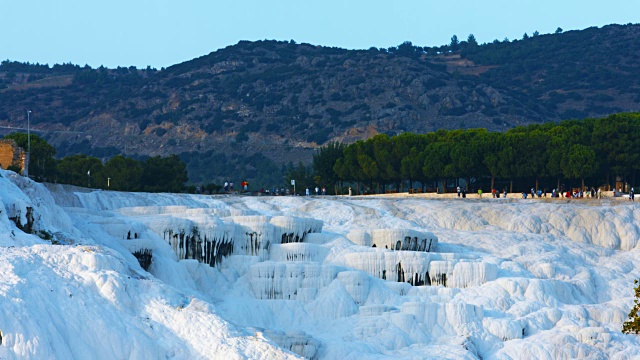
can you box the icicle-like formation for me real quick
[341,252,433,286]
[263,330,319,359]
[429,261,455,287]
[230,219,275,259]
[270,243,329,263]
[340,252,493,288]
[249,262,337,300]
[346,230,372,246]
[139,216,236,267]
[132,248,153,271]
[136,214,324,268]
[449,262,499,288]
[165,221,235,268]
[429,260,497,288]
[270,216,323,244]
[401,302,484,338]
[347,229,437,252]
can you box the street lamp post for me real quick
[26,110,31,177]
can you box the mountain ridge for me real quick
[1,23,639,184]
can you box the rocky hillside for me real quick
[1,23,639,184]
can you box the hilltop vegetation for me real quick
[303,112,640,195]
[1,24,639,186]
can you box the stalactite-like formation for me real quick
[250,262,337,300]
[264,330,319,359]
[341,252,497,288]
[132,248,153,271]
[347,229,438,252]
[8,205,35,234]
[162,227,235,268]
[144,213,323,269]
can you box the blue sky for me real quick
[1,0,638,69]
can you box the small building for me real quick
[615,175,628,193]
[0,139,26,174]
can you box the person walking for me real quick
[478,189,483,198]
[457,186,461,198]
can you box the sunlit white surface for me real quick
[1,172,640,359]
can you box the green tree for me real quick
[480,132,506,190]
[334,142,365,188]
[4,133,56,181]
[450,35,460,51]
[592,113,640,187]
[555,27,563,34]
[422,142,452,193]
[141,155,188,193]
[546,126,570,190]
[371,134,399,191]
[285,162,314,195]
[467,34,478,47]
[312,142,345,194]
[562,144,597,189]
[401,147,425,190]
[356,141,379,193]
[104,155,143,191]
[447,129,488,189]
[623,279,640,334]
[393,133,428,190]
[396,41,418,58]
[56,154,104,188]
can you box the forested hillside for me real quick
[1,23,638,186]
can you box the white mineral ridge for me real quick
[0,172,638,359]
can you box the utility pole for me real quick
[25,110,31,177]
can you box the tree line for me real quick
[3,133,188,193]
[309,113,640,195]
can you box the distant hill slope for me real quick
[1,23,639,184]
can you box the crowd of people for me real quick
[225,184,329,196]
[262,186,328,196]
[213,181,634,201]
[452,185,637,201]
